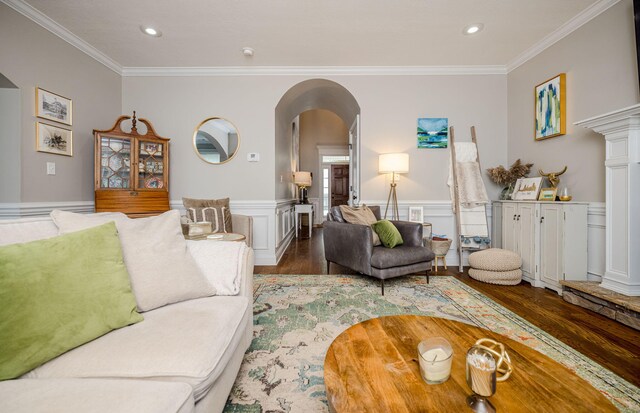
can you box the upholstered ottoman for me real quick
[468,248,522,285]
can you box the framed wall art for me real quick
[36,122,73,156]
[513,177,543,201]
[36,87,72,126]
[534,74,565,140]
[417,118,448,149]
[408,206,424,223]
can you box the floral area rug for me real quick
[224,274,640,412]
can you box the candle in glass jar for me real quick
[418,338,453,384]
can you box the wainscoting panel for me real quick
[1,200,607,272]
[0,201,94,218]
[275,200,296,264]
[587,203,605,281]
[173,199,287,266]
[359,200,489,267]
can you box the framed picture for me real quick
[408,207,424,223]
[417,118,448,149]
[36,87,72,126]
[538,187,558,201]
[535,74,565,140]
[513,177,543,201]
[36,122,73,156]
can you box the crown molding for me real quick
[506,0,621,73]
[3,0,619,78]
[0,0,123,74]
[121,65,508,77]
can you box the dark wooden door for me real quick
[331,165,350,207]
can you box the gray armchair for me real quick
[323,206,435,295]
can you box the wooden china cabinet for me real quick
[94,112,170,217]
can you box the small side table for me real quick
[295,204,314,238]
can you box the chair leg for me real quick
[426,269,430,284]
[381,279,385,296]
[327,260,330,274]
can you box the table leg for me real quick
[308,212,312,238]
[295,212,299,238]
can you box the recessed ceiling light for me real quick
[140,26,162,37]
[463,23,484,35]
[242,47,254,57]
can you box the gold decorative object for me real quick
[538,166,567,188]
[559,187,572,201]
[473,338,513,382]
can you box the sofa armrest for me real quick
[390,220,423,247]
[232,214,253,248]
[323,221,373,274]
[186,240,254,298]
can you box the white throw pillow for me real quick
[50,210,216,311]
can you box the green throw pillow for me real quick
[372,220,404,248]
[0,222,143,380]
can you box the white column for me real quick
[576,104,640,296]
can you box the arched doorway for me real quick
[274,79,361,220]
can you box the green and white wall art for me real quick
[535,73,566,140]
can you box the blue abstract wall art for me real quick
[417,118,448,149]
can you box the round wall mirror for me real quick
[193,117,240,164]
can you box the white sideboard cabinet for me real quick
[492,201,588,294]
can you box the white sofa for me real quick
[0,216,255,413]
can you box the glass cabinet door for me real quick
[137,140,165,189]
[99,135,132,189]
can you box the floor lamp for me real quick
[379,153,409,220]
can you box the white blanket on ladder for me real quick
[447,142,489,237]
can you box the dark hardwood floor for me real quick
[256,227,640,388]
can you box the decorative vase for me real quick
[499,182,516,200]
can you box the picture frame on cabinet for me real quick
[538,187,557,201]
[408,207,424,223]
[36,122,73,156]
[36,87,72,126]
[513,177,543,200]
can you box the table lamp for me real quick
[294,171,312,204]
[379,153,409,220]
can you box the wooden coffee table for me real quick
[324,315,617,412]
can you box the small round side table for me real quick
[185,232,246,242]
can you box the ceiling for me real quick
[20,0,600,68]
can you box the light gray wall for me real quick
[123,74,507,203]
[0,85,21,202]
[507,0,639,202]
[299,109,349,199]
[123,76,281,201]
[0,3,122,202]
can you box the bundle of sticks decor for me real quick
[487,159,533,199]
[467,351,497,397]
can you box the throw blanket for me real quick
[446,142,489,240]
[455,162,489,207]
[186,240,247,295]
